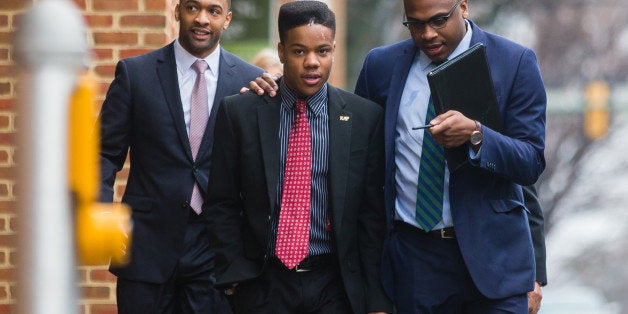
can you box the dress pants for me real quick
[384,221,528,314]
[116,209,232,314]
[231,256,352,314]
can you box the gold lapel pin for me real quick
[339,115,350,121]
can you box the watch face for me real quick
[471,131,482,145]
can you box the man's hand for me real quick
[428,110,476,148]
[239,72,281,96]
[527,281,542,314]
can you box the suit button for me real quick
[267,215,271,222]
[182,202,189,209]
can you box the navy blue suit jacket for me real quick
[355,21,546,299]
[99,42,263,283]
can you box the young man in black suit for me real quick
[98,0,263,312]
[205,1,391,313]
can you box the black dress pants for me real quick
[116,211,232,314]
[232,256,352,314]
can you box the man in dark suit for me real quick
[354,0,546,312]
[205,1,391,313]
[523,185,546,313]
[98,0,263,312]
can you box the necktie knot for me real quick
[192,59,209,75]
[296,99,307,115]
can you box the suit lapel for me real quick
[469,20,488,48]
[384,40,416,188]
[157,43,193,161]
[386,40,416,154]
[258,96,282,212]
[327,87,351,232]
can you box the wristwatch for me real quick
[470,120,482,146]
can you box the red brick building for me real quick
[0,1,178,313]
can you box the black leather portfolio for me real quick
[427,43,502,171]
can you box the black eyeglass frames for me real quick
[402,0,462,31]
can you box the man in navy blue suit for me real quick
[354,0,546,312]
[98,0,262,312]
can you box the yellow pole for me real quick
[69,74,131,266]
[68,74,99,203]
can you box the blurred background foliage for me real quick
[225,0,627,89]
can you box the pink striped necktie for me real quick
[275,99,312,269]
[189,59,209,214]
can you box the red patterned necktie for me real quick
[275,99,312,269]
[189,59,209,214]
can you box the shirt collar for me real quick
[279,79,328,116]
[174,38,221,76]
[419,19,474,71]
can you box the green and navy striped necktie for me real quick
[415,96,445,231]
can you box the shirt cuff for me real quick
[468,144,481,165]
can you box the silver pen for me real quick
[412,124,433,130]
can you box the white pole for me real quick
[14,0,89,313]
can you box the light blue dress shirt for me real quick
[394,20,474,230]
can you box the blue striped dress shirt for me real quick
[269,80,333,258]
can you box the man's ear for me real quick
[277,42,285,64]
[174,4,180,21]
[461,0,469,19]
[223,11,233,30]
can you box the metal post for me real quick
[13,0,89,313]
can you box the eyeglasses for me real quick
[403,0,462,31]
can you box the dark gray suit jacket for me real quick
[205,84,392,313]
[99,42,263,283]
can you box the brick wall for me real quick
[0,0,177,313]
[0,0,24,312]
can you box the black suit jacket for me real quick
[99,42,263,283]
[205,85,392,313]
[523,184,547,285]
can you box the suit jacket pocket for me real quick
[489,198,525,213]
[122,194,156,213]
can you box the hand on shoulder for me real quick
[239,72,281,97]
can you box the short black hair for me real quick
[278,0,336,43]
